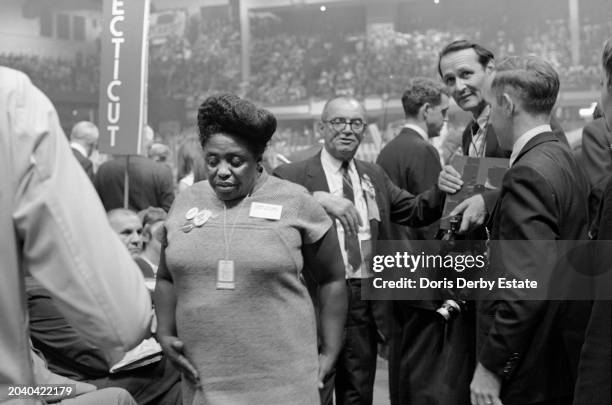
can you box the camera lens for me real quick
[436,300,462,322]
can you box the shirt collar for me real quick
[403,123,429,141]
[70,142,88,158]
[509,124,552,167]
[474,104,491,129]
[321,146,355,175]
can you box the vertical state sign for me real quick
[98,0,149,155]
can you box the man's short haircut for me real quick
[321,96,366,121]
[139,207,167,241]
[437,39,495,77]
[148,143,170,162]
[603,38,612,87]
[107,208,139,223]
[139,207,167,228]
[70,121,98,142]
[401,77,449,118]
[491,55,559,116]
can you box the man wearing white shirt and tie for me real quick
[274,96,445,405]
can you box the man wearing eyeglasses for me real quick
[274,96,445,405]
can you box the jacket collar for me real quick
[511,131,559,166]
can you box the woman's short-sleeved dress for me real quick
[163,172,332,405]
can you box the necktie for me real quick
[470,121,483,157]
[341,161,362,270]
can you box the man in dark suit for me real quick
[579,115,612,227]
[469,56,591,405]
[274,96,445,405]
[573,37,612,405]
[69,121,99,182]
[376,78,472,404]
[377,77,448,241]
[95,126,175,212]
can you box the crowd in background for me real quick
[0,14,609,105]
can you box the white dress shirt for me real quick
[509,125,552,167]
[403,123,429,142]
[70,142,88,158]
[320,147,371,279]
[468,104,491,157]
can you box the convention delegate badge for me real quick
[249,202,282,220]
[185,207,199,220]
[180,221,194,233]
[365,194,381,222]
[216,260,236,290]
[193,209,212,227]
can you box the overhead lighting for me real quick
[434,0,440,4]
[320,5,327,12]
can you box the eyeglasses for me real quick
[323,118,367,134]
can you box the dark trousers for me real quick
[388,305,475,405]
[325,279,378,405]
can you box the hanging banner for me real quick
[98,0,149,155]
[149,9,187,46]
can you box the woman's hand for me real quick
[158,335,201,386]
[317,352,335,389]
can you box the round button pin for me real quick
[193,210,212,227]
[185,207,199,220]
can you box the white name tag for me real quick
[216,259,235,290]
[249,202,282,220]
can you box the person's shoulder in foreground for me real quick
[1,66,152,391]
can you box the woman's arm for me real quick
[154,248,200,385]
[302,229,347,387]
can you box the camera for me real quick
[436,299,465,322]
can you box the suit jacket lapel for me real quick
[485,125,500,157]
[354,159,380,242]
[305,152,330,193]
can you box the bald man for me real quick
[108,209,144,259]
[70,121,99,182]
[275,96,445,405]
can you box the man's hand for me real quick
[470,362,503,405]
[313,191,362,235]
[158,335,200,386]
[438,165,463,193]
[451,194,487,233]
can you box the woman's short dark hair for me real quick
[197,93,277,158]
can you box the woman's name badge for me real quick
[249,202,282,220]
[216,260,235,290]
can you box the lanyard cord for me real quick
[470,125,485,157]
[222,197,248,260]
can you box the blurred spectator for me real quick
[70,121,99,183]
[136,207,167,286]
[1,16,608,104]
[148,143,171,165]
[176,135,206,193]
[94,126,175,212]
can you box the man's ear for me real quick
[485,59,495,75]
[501,93,515,116]
[420,103,431,120]
[317,120,326,134]
[142,228,152,244]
